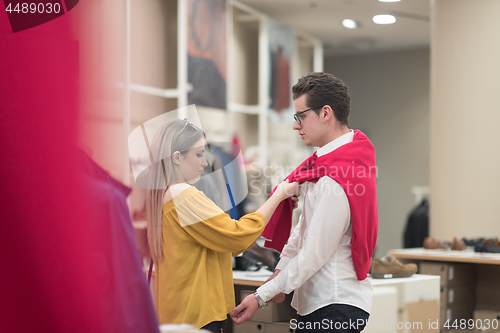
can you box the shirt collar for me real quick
[316,130,354,157]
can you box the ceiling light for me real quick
[342,19,358,29]
[373,15,396,24]
[379,0,401,2]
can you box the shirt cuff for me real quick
[256,279,279,303]
[275,256,291,271]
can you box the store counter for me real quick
[388,247,500,265]
[388,248,500,331]
[233,269,440,333]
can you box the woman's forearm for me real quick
[256,193,285,225]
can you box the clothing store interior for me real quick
[2,1,500,333]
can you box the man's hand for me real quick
[230,294,259,324]
[264,269,285,304]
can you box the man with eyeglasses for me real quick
[232,72,378,333]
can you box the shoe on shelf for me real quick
[474,239,500,253]
[423,236,449,250]
[370,256,418,279]
[463,237,485,247]
[483,238,499,245]
[451,237,467,251]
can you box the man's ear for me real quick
[172,151,181,166]
[323,105,333,123]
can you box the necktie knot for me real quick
[308,152,318,169]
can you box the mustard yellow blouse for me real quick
[155,186,265,328]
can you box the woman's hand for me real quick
[275,180,300,201]
[256,180,301,225]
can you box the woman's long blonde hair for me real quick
[146,119,204,262]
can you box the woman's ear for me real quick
[172,151,182,166]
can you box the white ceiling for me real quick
[238,0,430,56]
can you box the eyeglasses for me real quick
[293,105,323,125]
[179,118,198,134]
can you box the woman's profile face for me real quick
[177,137,208,185]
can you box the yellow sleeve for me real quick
[173,190,265,253]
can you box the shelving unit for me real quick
[389,248,500,332]
[229,4,261,155]
[122,0,324,213]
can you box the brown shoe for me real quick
[370,256,418,279]
[451,237,467,251]
[423,236,449,250]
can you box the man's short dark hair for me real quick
[292,72,350,127]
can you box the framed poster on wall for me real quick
[268,18,294,122]
[187,0,227,110]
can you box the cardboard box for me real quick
[241,290,296,323]
[406,300,439,332]
[473,310,500,333]
[419,262,477,287]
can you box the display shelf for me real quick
[233,113,259,151]
[296,36,314,79]
[130,0,177,90]
[234,270,440,288]
[130,91,177,127]
[388,248,500,265]
[230,6,259,107]
[388,249,500,299]
[228,103,260,115]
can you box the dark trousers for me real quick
[295,304,369,333]
[200,319,226,333]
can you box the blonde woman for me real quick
[146,119,299,332]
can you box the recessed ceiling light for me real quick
[342,19,358,29]
[373,14,396,24]
[379,0,401,2]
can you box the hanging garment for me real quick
[403,199,429,248]
[210,145,247,219]
[79,150,159,333]
[195,150,231,212]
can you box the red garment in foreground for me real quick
[262,130,378,281]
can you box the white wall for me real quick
[430,0,500,241]
[324,48,430,257]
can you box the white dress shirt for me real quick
[257,130,373,316]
